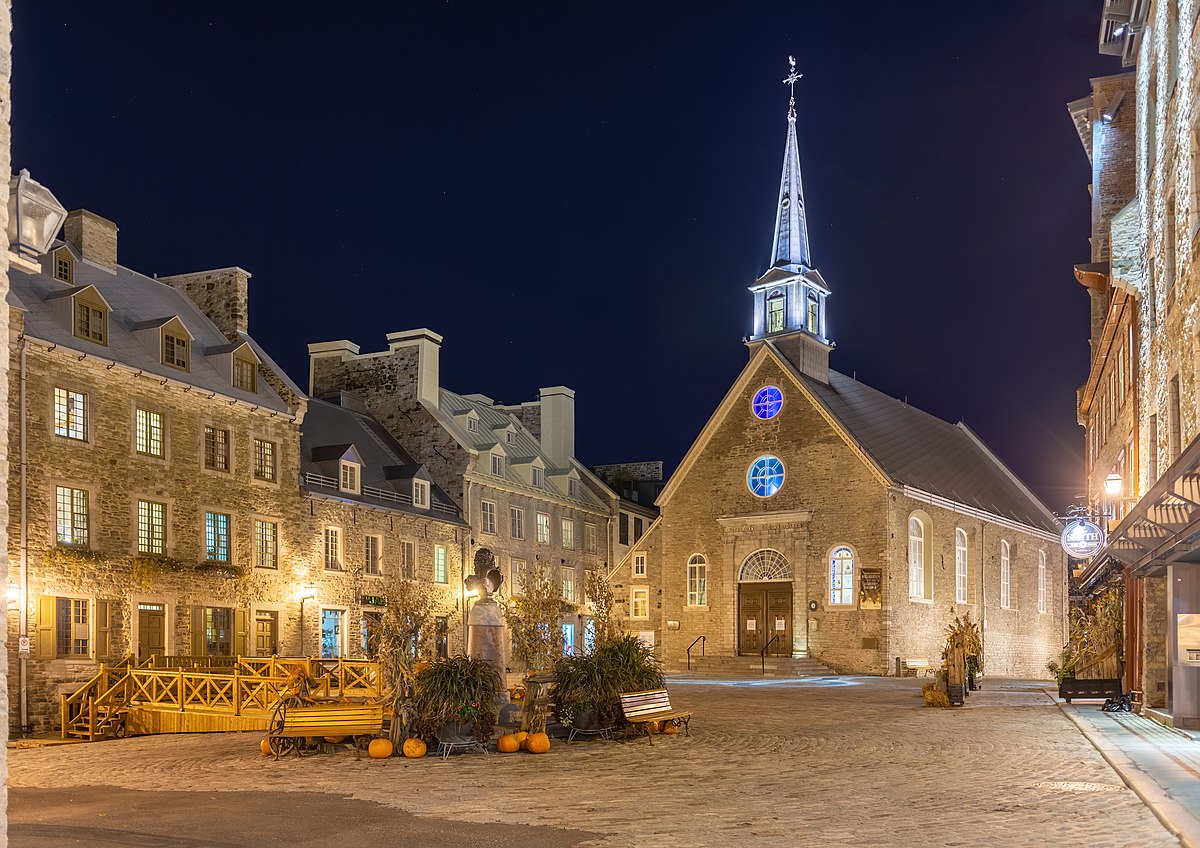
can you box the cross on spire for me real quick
[783,55,802,121]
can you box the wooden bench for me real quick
[619,689,692,744]
[1059,677,1122,704]
[268,701,384,759]
[902,659,934,677]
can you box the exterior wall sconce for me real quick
[7,169,66,259]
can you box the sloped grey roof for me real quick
[790,365,1060,535]
[8,243,291,413]
[300,398,464,522]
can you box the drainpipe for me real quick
[18,335,28,734]
[461,479,472,655]
[979,522,987,676]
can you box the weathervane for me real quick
[783,55,802,120]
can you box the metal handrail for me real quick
[760,635,781,675]
[686,635,706,671]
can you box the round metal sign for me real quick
[1061,518,1105,558]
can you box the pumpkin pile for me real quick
[495,729,549,754]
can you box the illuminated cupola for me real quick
[747,57,831,383]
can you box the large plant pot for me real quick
[570,708,602,730]
[437,721,476,744]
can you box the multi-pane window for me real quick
[339,461,359,494]
[254,439,276,481]
[401,540,415,579]
[510,507,524,540]
[74,302,106,344]
[767,292,785,333]
[365,535,382,576]
[254,519,278,569]
[829,547,854,606]
[633,517,644,542]
[536,512,551,545]
[55,486,89,547]
[233,357,256,392]
[1000,540,1012,609]
[687,554,708,607]
[491,454,505,476]
[163,333,188,370]
[955,529,969,604]
[1038,551,1047,614]
[630,587,649,619]
[434,545,448,583]
[561,519,575,550]
[585,523,598,553]
[561,567,576,603]
[568,479,580,499]
[807,292,820,334]
[324,527,342,570]
[908,517,925,599]
[138,500,166,555]
[532,467,544,488]
[56,597,89,657]
[205,607,233,656]
[203,426,230,472]
[54,251,73,283]
[205,512,231,563]
[53,388,87,441]
[135,408,164,457]
[481,500,497,534]
[633,553,647,578]
[511,559,527,595]
[413,480,429,509]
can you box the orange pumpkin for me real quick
[513,731,529,750]
[496,733,520,753]
[645,720,660,734]
[526,732,551,754]
[662,723,679,735]
[368,738,394,759]
[402,737,427,759]
[324,735,346,744]
[259,737,272,755]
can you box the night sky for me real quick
[13,3,1118,512]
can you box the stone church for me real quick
[618,67,1066,677]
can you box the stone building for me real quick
[592,462,662,645]
[308,334,614,658]
[1074,1,1200,727]
[617,65,1067,676]
[3,199,466,733]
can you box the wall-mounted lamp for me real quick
[1100,90,1125,123]
[1104,473,1123,497]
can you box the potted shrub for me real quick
[413,655,502,744]
[553,635,664,731]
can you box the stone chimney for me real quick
[387,329,442,410]
[160,267,251,342]
[539,386,575,468]
[63,209,118,270]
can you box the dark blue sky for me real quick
[14,3,1116,511]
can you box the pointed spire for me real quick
[770,56,811,272]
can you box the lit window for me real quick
[511,559,527,595]
[1000,540,1011,609]
[324,527,342,571]
[233,357,256,392]
[687,554,707,607]
[254,439,276,482]
[955,529,968,604]
[163,333,189,371]
[532,467,544,488]
[204,426,230,472]
[585,523,598,554]
[254,519,278,569]
[908,517,926,599]
[138,500,166,555]
[536,512,551,545]
[55,597,90,657]
[413,480,430,509]
[510,507,524,540]
[747,455,784,498]
[1038,550,1047,614]
[752,386,783,420]
[135,408,164,457]
[434,545,448,583]
[491,454,505,476]
[562,567,576,603]
[630,587,649,620]
[830,547,854,606]
[806,291,820,334]
[74,302,107,345]
[53,388,87,441]
[400,540,415,579]
[481,500,497,534]
[339,461,360,494]
[55,486,88,547]
[561,519,575,550]
[205,512,231,563]
[766,291,785,334]
[365,535,383,576]
[633,553,647,578]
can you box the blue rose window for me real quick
[752,386,783,420]
[747,455,785,498]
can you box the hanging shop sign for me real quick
[1060,518,1105,559]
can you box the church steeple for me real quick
[770,56,811,272]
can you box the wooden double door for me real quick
[738,583,793,656]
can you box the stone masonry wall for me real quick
[161,268,250,341]
[0,1,12,835]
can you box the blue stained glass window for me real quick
[747,455,785,498]
[752,386,783,420]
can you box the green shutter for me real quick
[94,599,112,660]
[234,608,249,657]
[35,595,56,660]
[191,606,205,656]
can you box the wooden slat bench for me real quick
[902,659,934,677]
[1059,677,1122,704]
[268,701,384,759]
[619,689,692,744]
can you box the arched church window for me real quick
[806,291,820,334]
[908,516,926,599]
[829,546,855,606]
[747,455,784,498]
[752,386,783,420]
[739,549,792,581]
[767,291,785,334]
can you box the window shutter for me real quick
[191,606,205,657]
[35,595,56,660]
[95,599,113,660]
[234,608,249,657]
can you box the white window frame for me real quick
[480,499,497,534]
[1000,540,1012,609]
[253,518,278,570]
[908,517,926,600]
[400,540,416,579]
[433,544,448,583]
[561,567,576,603]
[324,526,343,571]
[585,523,597,554]
[491,454,505,477]
[511,559,527,595]
[1037,550,1047,614]
[319,606,346,659]
[56,486,89,548]
[561,518,575,550]
[536,512,550,545]
[413,479,430,510]
[633,552,647,578]
[339,460,360,494]
[568,479,580,498]
[364,534,383,577]
[955,528,968,604]
[510,507,524,540]
[531,466,544,488]
[687,554,707,607]
[630,586,649,620]
[828,546,854,607]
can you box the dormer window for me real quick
[233,356,257,392]
[54,249,73,284]
[75,302,107,345]
[467,418,479,433]
[767,291,785,334]
[532,467,544,488]
[491,454,505,476]
[339,460,360,494]
[163,332,189,371]
[413,479,430,509]
[568,479,580,499]
[506,430,516,445]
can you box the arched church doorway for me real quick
[737,549,793,656]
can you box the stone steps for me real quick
[675,655,837,678]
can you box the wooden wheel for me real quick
[268,700,295,758]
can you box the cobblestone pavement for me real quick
[9,677,1180,848]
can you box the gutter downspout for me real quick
[979,522,987,678]
[18,334,27,734]
[461,479,472,656]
